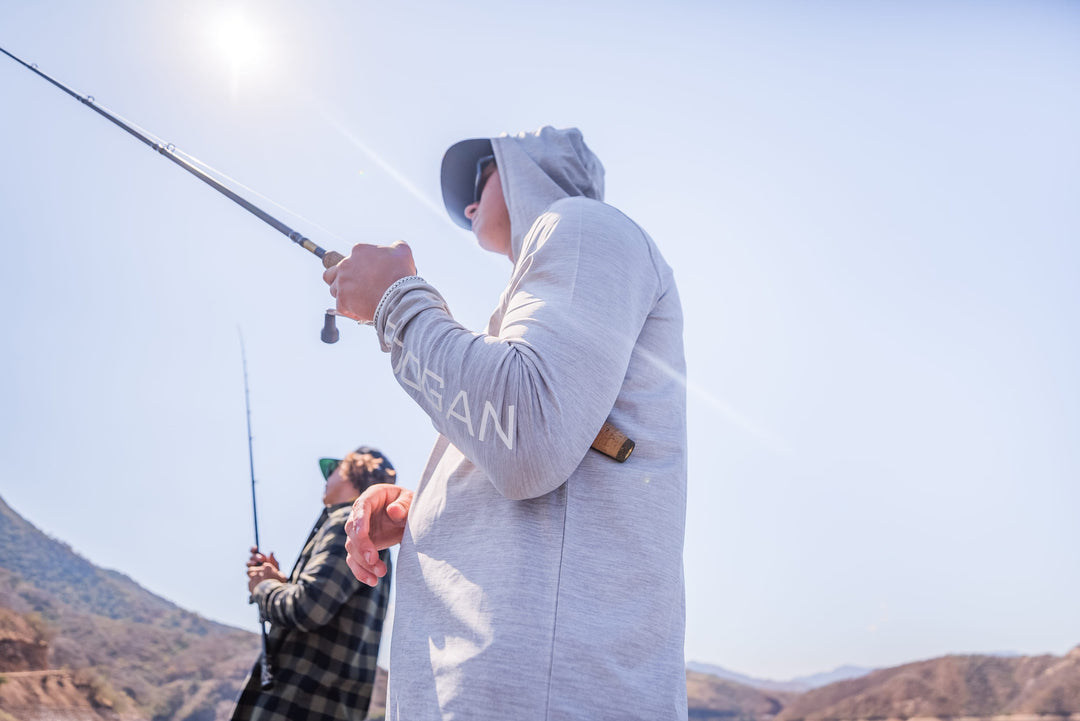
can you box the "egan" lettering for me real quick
[387,321,516,450]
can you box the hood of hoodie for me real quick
[489,127,605,262]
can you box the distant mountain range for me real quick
[686,661,875,693]
[2,493,1078,721]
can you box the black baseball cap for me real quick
[440,137,494,229]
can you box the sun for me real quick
[211,9,266,73]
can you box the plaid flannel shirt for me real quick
[231,503,391,721]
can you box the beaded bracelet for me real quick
[372,275,426,329]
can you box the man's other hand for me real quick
[344,483,413,586]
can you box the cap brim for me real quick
[318,458,340,480]
[440,138,493,230]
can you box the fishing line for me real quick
[33,77,339,245]
[173,145,348,248]
[0,44,344,270]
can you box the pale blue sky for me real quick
[1,0,1078,681]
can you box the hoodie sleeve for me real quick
[251,508,360,631]
[376,198,662,500]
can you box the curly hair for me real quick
[339,450,397,493]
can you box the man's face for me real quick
[323,465,358,506]
[465,164,512,258]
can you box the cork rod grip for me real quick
[322,250,345,268]
[592,420,635,463]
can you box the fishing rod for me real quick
[0,43,345,342]
[239,332,275,690]
[1,45,635,463]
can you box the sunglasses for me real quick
[473,154,496,205]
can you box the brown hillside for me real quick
[0,607,49,672]
[0,567,258,720]
[687,669,795,720]
[1009,646,1080,715]
[775,648,1080,721]
[0,606,142,721]
[0,496,259,721]
[0,669,144,721]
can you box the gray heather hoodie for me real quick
[375,127,687,720]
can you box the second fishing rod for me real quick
[239,333,275,690]
[0,44,635,464]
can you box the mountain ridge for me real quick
[0,494,259,720]
[686,661,876,693]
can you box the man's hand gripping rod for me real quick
[0,45,634,462]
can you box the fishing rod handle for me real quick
[593,420,635,463]
[322,251,345,268]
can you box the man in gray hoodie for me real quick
[324,126,688,720]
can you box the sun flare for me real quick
[211,9,265,72]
